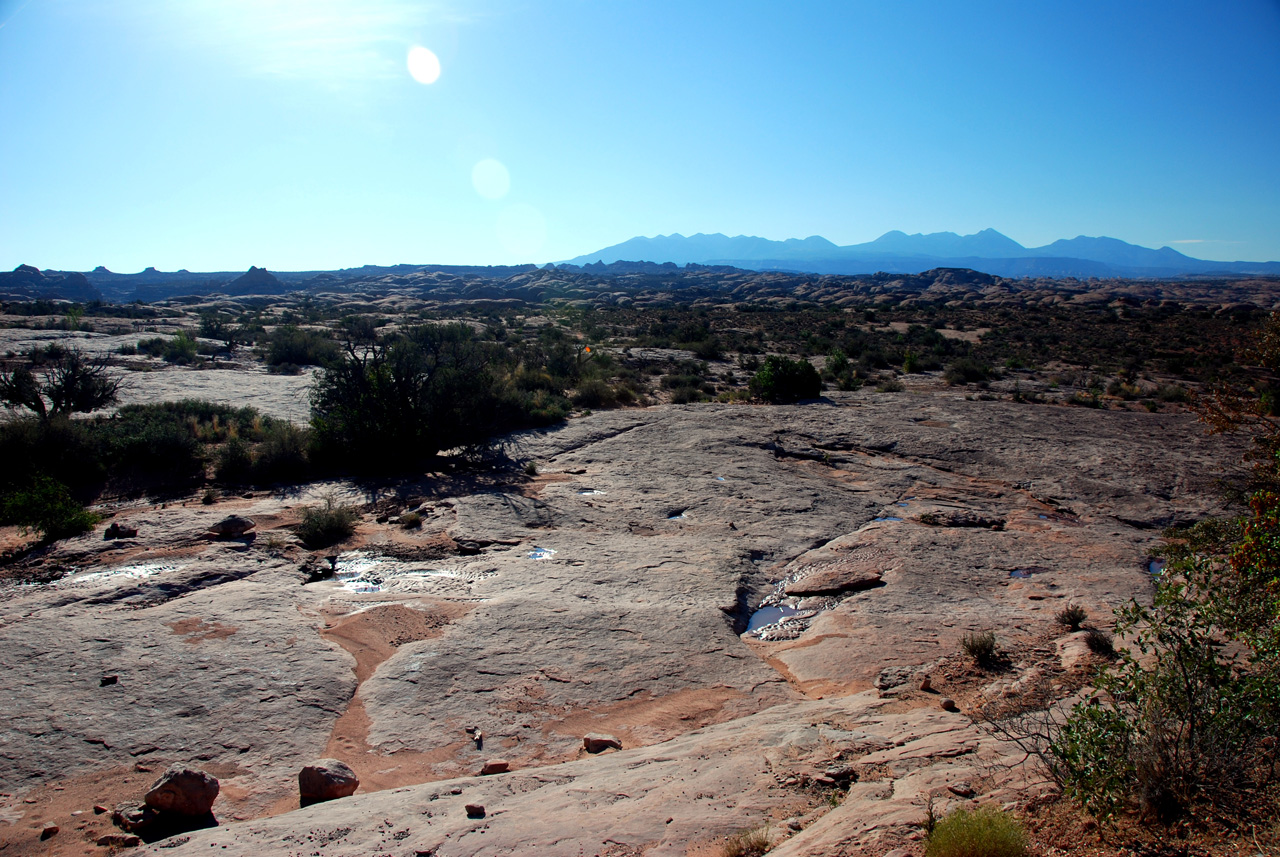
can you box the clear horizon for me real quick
[2,0,1279,272]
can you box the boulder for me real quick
[583,733,623,753]
[784,560,882,596]
[464,804,486,819]
[480,759,509,775]
[298,759,359,802]
[143,765,219,816]
[207,515,255,537]
[103,523,138,540]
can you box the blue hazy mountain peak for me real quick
[564,229,1280,277]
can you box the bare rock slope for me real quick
[0,392,1237,855]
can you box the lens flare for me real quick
[407,46,440,84]
[471,159,510,200]
[497,204,547,258]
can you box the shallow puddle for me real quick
[747,605,798,632]
[57,561,185,588]
[333,550,478,593]
[872,516,903,523]
[577,489,606,496]
[1148,558,1166,576]
[528,546,557,560]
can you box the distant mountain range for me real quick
[564,229,1280,279]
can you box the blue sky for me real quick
[2,0,1278,272]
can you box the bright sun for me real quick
[407,46,440,84]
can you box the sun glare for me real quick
[407,46,440,84]
[471,159,510,200]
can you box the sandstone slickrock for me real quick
[0,396,1243,854]
[143,765,219,817]
[298,759,359,802]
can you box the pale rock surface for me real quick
[0,394,1241,853]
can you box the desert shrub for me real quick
[311,322,562,472]
[1050,496,1280,822]
[215,437,254,483]
[137,331,199,363]
[399,511,422,530]
[251,421,311,484]
[961,630,998,665]
[876,377,905,393]
[265,325,338,368]
[572,378,616,409]
[0,475,98,541]
[296,499,359,548]
[1156,383,1189,403]
[689,337,724,361]
[943,358,993,386]
[924,805,1026,857]
[1083,627,1115,657]
[749,356,821,403]
[0,346,121,420]
[721,826,771,857]
[1056,604,1088,631]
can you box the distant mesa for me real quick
[226,266,284,296]
[0,263,103,302]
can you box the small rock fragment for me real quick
[449,787,463,796]
[93,804,108,814]
[480,759,509,775]
[112,801,161,834]
[298,759,359,803]
[144,765,219,816]
[583,733,623,753]
[940,698,958,712]
[919,675,932,692]
[96,833,142,848]
[39,824,59,840]
[947,781,975,798]
[100,675,118,687]
[464,804,485,819]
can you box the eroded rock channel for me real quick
[0,392,1238,855]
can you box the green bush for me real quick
[925,805,1025,857]
[251,422,311,484]
[311,323,568,472]
[1050,494,1280,822]
[137,331,199,363]
[0,476,98,541]
[296,499,359,548]
[215,437,254,483]
[749,356,821,403]
[265,325,339,368]
[943,358,994,386]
